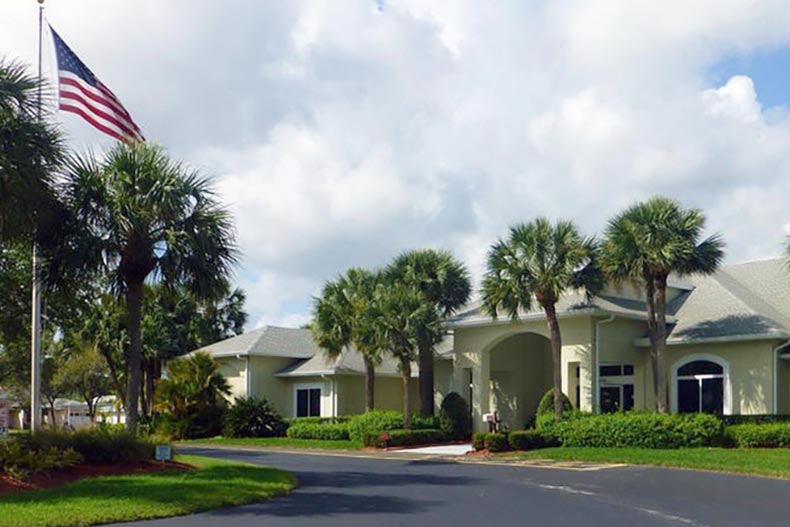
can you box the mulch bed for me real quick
[0,460,193,495]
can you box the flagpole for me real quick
[30,0,45,433]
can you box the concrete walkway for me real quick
[388,443,473,456]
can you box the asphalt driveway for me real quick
[113,447,790,527]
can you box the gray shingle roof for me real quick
[192,326,318,359]
[274,348,419,378]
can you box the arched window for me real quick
[676,360,724,414]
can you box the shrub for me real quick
[285,416,352,426]
[439,392,471,440]
[158,405,226,439]
[537,411,723,449]
[412,415,442,430]
[508,429,556,451]
[223,397,287,438]
[365,429,446,448]
[721,415,790,426]
[0,440,82,481]
[18,428,156,465]
[286,423,350,441]
[472,432,510,452]
[536,389,574,416]
[348,411,405,442]
[725,423,790,448]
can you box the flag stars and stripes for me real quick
[49,25,144,143]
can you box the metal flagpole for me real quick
[30,0,45,433]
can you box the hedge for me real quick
[286,422,351,441]
[20,427,158,464]
[508,429,556,451]
[721,415,790,426]
[285,416,353,426]
[473,432,510,452]
[347,411,440,442]
[725,423,790,448]
[536,411,724,448]
[365,429,446,448]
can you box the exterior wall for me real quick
[434,359,455,411]
[598,318,650,410]
[665,341,777,415]
[281,376,336,418]
[248,356,298,416]
[778,358,790,414]
[216,356,248,401]
[453,316,594,432]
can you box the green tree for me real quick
[362,283,443,429]
[0,58,63,241]
[312,268,381,411]
[46,143,237,431]
[156,352,230,420]
[481,218,602,421]
[602,197,724,412]
[56,343,111,420]
[387,250,471,416]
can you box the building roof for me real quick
[274,347,419,378]
[450,257,790,346]
[192,326,318,359]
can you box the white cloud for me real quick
[4,1,790,329]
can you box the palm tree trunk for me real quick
[644,275,662,412]
[654,274,669,413]
[125,280,144,432]
[417,335,434,417]
[364,357,376,412]
[402,359,412,429]
[543,301,564,422]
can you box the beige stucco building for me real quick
[447,258,790,432]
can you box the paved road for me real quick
[115,447,790,527]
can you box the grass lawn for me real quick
[0,455,296,527]
[515,447,790,479]
[184,436,364,450]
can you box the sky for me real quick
[3,0,790,330]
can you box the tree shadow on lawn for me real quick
[0,465,293,509]
[208,491,437,518]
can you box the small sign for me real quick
[0,399,8,437]
[155,444,173,462]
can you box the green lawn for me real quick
[184,436,364,450]
[515,447,790,479]
[0,455,296,527]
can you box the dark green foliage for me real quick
[0,439,81,481]
[223,397,287,438]
[508,429,557,451]
[536,411,724,449]
[725,423,790,448]
[365,428,446,448]
[348,411,442,442]
[721,415,790,426]
[158,405,226,440]
[536,389,573,416]
[18,427,157,465]
[472,432,510,452]
[439,392,471,440]
[348,411,405,442]
[286,423,350,441]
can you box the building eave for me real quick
[633,331,790,348]
[449,306,660,329]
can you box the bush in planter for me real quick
[536,389,574,416]
[19,428,156,464]
[223,396,287,438]
[472,432,510,452]
[725,423,790,447]
[537,411,723,448]
[286,423,350,441]
[509,429,556,451]
[0,440,82,481]
[439,392,471,440]
[365,429,446,448]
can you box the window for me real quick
[599,364,635,413]
[676,360,723,414]
[296,387,321,417]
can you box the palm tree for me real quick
[46,142,237,431]
[481,218,602,422]
[602,197,723,412]
[0,58,63,241]
[312,268,382,411]
[387,250,471,416]
[156,352,230,418]
[363,283,443,429]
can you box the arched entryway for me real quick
[671,355,731,415]
[487,332,552,430]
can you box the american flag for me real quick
[49,25,144,143]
